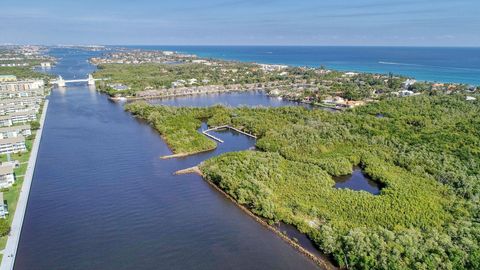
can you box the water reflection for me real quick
[333,167,381,195]
[148,90,309,108]
[16,48,322,270]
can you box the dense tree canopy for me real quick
[126,95,480,269]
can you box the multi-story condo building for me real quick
[0,136,27,154]
[8,110,37,124]
[0,115,13,127]
[0,125,31,139]
[0,104,39,116]
[0,164,15,189]
[0,79,44,91]
[0,192,8,218]
[0,89,45,99]
[0,97,43,108]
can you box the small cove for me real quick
[333,167,382,195]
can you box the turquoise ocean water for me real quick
[126,46,480,85]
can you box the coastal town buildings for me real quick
[0,125,32,139]
[90,50,194,65]
[0,104,39,115]
[0,79,44,92]
[258,64,288,71]
[399,90,415,97]
[108,83,129,91]
[0,136,27,154]
[402,79,417,89]
[0,192,8,218]
[343,72,359,77]
[0,164,15,189]
[0,89,45,99]
[0,97,42,108]
[0,110,37,126]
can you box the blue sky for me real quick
[1,0,479,46]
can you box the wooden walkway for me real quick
[201,130,224,143]
[202,125,257,143]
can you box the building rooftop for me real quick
[0,136,25,144]
[7,110,37,117]
[0,165,14,176]
[0,125,30,133]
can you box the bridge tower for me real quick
[57,76,66,87]
[87,74,95,85]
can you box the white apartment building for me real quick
[0,104,38,116]
[0,125,31,139]
[0,89,45,99]
[0,164,15,189]
[0,136,27,154]
[0,115,13,127]
[0,79,44,92]
[0,97,42,107]
[0,192,8,218]
[8,110,37,124]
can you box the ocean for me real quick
[125,46,480,85]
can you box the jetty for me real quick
[174,166,202,175]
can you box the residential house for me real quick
[466,96,477,101]
[399,90,415,97]
[343,72,358,77]
[108,83,129,91]
[402,79,417,89]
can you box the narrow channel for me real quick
[14,48,322,269]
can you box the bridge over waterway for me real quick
[51,74,106,87]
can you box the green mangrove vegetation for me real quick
[125,102,217,155]
[126,95,480,269]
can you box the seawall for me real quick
[0,99,49,270]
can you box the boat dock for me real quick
[201,130,224,143]
[202,125,257,143]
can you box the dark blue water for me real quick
[334,167,381,195]
[126,45,480,85]
[148,90,307,108]
[15,48,322,269]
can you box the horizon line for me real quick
[1,43,480,49]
